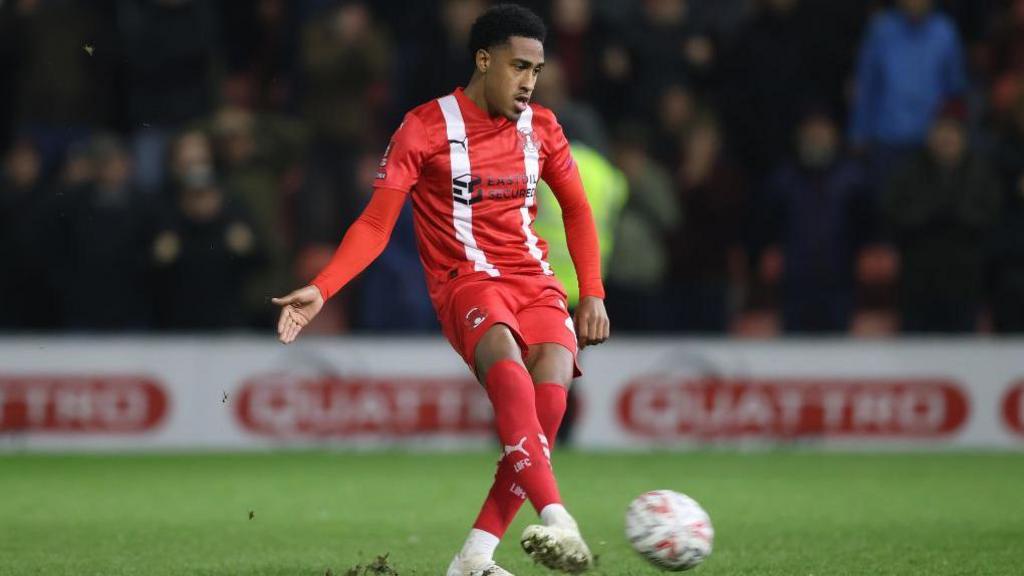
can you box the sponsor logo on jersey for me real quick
[452,173,537,204]
[452,173,483,205]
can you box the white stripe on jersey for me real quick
[516,106,553,275]
[437,95,499,277]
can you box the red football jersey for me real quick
[375,88,580,306]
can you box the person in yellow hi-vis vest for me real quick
[535,142,628,309]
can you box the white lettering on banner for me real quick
[619,377,968,439]
[26,387,49,423]
[822,390,847,429]
[438,387,465,425]
[248,387,289,433]
[0,375,167,433]
[236,374,492,437]
[851,390,946,433]
[777,389,805,429]
[55,387,92,424]
[733,388,774,429]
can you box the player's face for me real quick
[485,36,545,120]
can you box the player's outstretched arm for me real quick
[272,286,323,344]
[272,187,407,344]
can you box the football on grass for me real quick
[625,490,714,571]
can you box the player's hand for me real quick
[574,296,610,349]
[271,285,324,344]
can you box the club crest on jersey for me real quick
[464,306,488,329]
[517,127,540,155]
[452,173,483,205]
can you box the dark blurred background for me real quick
[2,0,1023,338]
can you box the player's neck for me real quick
[463,77,495,118]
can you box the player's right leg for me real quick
[452,324,552,576]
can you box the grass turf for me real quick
[0,451,1022,575]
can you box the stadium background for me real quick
[1,1,1023,575]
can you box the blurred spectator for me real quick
[535,143,627,308]
[394,0,482,112]
[987,0,1024,116]
[2,0,114,161]
[849,0,967,186]
[115,0,220,194]
[670,113,746,333]
[0,137,60,329]
[883,103,1000,333]
[299,0,392,247]
[349,152,435,332]
[301,0,390,146]
[605,123,680,332]
[208,105,308,327]
[584,6,637,125]
[59,135,152,331]
[533,58,610,155]
[991,93,1024,333]
[721,0,816,180]
[547,0,600,102]
[762,108,871,333]
[686,0,752,46]
[220,0,298,110]
[649,81,699,170]
[0,2,18,148]
[633,0,717,96]
[151,131,265,331]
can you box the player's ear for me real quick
[475,48,490,74]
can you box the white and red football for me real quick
[625,490,714,571]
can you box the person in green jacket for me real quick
[535,142,627,309]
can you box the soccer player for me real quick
[272,5,609,574]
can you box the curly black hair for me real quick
[468,3,547,57]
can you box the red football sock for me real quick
[473,379,568,538]
[535,383,569,446]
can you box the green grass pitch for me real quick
[1,451,1022,575]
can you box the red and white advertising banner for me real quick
[0,337,1021,450]
[575,339,1024,450]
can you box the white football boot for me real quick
[446,554,515,576]
[520,519,594,573]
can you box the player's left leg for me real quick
[472,343,572,539]
[449,279,591,573]
[464,342,589,574]
[515,344,593,573]
[452,324,572,575]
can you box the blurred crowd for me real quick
[2,0,1024,336]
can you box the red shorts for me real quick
[437,274,581,378]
